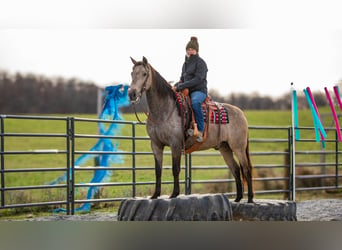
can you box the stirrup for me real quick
[187,129,194,136]
[196,132,203,142]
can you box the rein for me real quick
[132,97,179,125]
[131,63,178,125]
[132,102,146,123]
[131,63,150,123]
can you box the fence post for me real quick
[69,117,75,215]
[66,117,71,215]
[336,130,339,188]
[132,122,136,198]
[184,153,192,195]
[289,127,296,201]
[285,127,291,200]
[0,115,4,208]
[185,154,188,194]
[284,148,290,200]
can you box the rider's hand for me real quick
[174,82,182,92]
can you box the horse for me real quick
[128,56,254,203]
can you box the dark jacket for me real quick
[176,54,208,95]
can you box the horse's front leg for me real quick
[151,142,164,199]
[169,146,182,198]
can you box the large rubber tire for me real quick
[118,193,233,221]
[231,199,297,221]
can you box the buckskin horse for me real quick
[128,57,254,203]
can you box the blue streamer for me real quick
[303,89,327,144]
[292,89,300,140]
[52,84,130,212]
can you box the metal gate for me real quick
[1,115,341,215]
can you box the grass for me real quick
[1,108,342,218]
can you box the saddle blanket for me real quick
[202,104,229,124]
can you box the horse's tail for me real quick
[240,136,253,184]
[246,137,253,177]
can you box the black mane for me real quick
[149,65,182,116]
[152,68,175,100]
[134,61,180,112]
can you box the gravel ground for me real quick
[6,199,342,221]
[296,199,342,221]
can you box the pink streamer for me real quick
[306,87,325,141]
[325,87,342,142]
[333,86,342,111]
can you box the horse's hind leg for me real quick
[151,142,164,199]
[169,146,182,198]
[234,147,254,203]
[219,143,243,202]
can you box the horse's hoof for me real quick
[169,193,179,199]
[150,194,159,199]
[247,195,254,203]
[234,197,242,202]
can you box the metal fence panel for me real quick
[0,114,341,215]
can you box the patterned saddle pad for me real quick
[202,103,229,124]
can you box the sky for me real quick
[1,0,342,98]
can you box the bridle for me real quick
[130,63,178,125]
[130,63,150,103]
[131,62,151,123]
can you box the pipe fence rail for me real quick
[1,115,341,215]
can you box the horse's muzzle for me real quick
[128,89,141,104]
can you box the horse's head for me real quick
[129,56,152,104]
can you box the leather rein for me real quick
[131,63,178,125]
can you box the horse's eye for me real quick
[143,73,147,76]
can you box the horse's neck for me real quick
[145,74,175,119]
[146,88,174,118]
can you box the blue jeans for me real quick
[190,91,207,133]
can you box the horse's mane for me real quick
[149,64,182,116]
[148,64,175,100]
[134,61,180,114]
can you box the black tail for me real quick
[246,138,253,174]
[240,137,253,184]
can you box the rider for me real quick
[174,36,208,142]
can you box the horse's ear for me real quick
[130,57,137,65]
[142,56,148,65]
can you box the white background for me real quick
[0,0,342,97]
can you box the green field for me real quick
[1,108,342,217]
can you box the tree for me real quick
[0,71,98,114]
